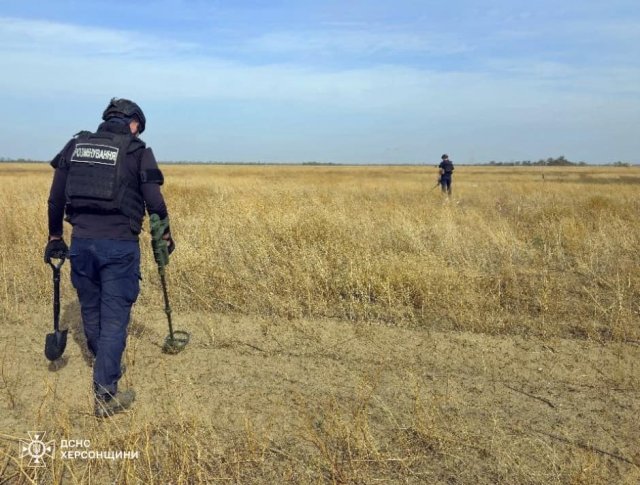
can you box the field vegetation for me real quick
[0,163,638,483]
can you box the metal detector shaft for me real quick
[429,175,442,192]
[150,213,190,354]
[158,270,175,339]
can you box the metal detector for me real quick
[150,214,189,354]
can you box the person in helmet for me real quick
[438,154,454,196]
[45,98,174,417]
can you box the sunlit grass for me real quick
[0,163,639,483]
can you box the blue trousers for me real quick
[69,238,140,398]
[440,175,452,195]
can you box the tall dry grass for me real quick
[0,163,639,484]
[2,362,637,484]
[1,163,637,341]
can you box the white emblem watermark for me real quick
[19,432,55,467]
[19,432,138,467]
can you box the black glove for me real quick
[164,232,176,255]
[44,238,69,263]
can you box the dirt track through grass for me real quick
[1,306,639,483]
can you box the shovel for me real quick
[45,257,68,361]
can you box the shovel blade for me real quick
[45,329,68,361]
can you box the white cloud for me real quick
[484,58,640,97]
[244,29,471,56]
[0,16,197,58]
[0,15,638,162]
[0,17,442,108]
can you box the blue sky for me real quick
[0,1,638,163]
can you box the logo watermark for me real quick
[19,433,138,467]
[60,439,139,461]
[19,432,55,467]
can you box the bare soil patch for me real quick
[1,306,638,483]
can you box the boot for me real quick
[95,389,136,418]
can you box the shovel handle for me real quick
[49,257,64,332]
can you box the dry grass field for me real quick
[0,162,639,483]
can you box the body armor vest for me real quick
[65,130,146,231]
[440,160,454,174]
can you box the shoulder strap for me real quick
[50,138,77,169]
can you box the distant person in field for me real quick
[438,154,454,196]
[45,98,174,418]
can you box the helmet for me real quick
[102,98,146,134]
[441,154,448,160]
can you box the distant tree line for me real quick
[486,156,587,166]
[0,156,634,166]
[0,157,41,163]
[485,156,633,167]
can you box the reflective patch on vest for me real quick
[71,144,119,166]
